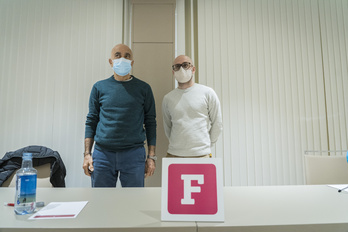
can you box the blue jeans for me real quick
[91,146,146,187]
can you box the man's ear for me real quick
[131,60,134,66]
[192,66,196,75]
[108,59,113,67]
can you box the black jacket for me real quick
[0,146,66,187]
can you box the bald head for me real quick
[110,44,133,60]
[173,55,193,66]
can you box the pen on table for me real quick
[338,186,348,193]
[4,202,45,207]
[4,203,15,206]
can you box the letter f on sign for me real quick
[181,174,204,205]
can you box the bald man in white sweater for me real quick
[162,55,223,158]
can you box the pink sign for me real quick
[161,158,224,222]
[168,163,217,214]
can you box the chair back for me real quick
[304,155,348,185]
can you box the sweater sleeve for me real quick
[208,89,223,144]
[144,85,157,146]
[85,84,100,139]
[162,96,172,139]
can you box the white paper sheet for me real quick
[328,184,348,193]
[29,201,88,220]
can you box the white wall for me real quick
[1,0,347,187]
[0,0,123,187]
[319,0,348,155]
[197,0,348,186]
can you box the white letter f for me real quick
[181,174,204,205]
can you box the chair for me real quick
[304,155,348,185]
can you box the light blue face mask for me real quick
[112,58,132,76]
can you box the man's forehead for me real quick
[111,45,132,55]
[114,51,131,55]
[174,55,192,64]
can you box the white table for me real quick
[0,187,196,232]
[198,185,348,232]
[1,186,348,232]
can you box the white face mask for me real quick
[174,67,193,83]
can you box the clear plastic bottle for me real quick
[14,153,37,215]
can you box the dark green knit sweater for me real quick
[85,76,156,151]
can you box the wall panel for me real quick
[0,0,123,187]
[319,0,348,156]
[197,0,330,186]
[131,0,175,187]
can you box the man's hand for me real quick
[145,158,155,178]
[83,154,94,176]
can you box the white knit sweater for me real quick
[162,83,223,157]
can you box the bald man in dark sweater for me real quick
[83,44,157,187]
